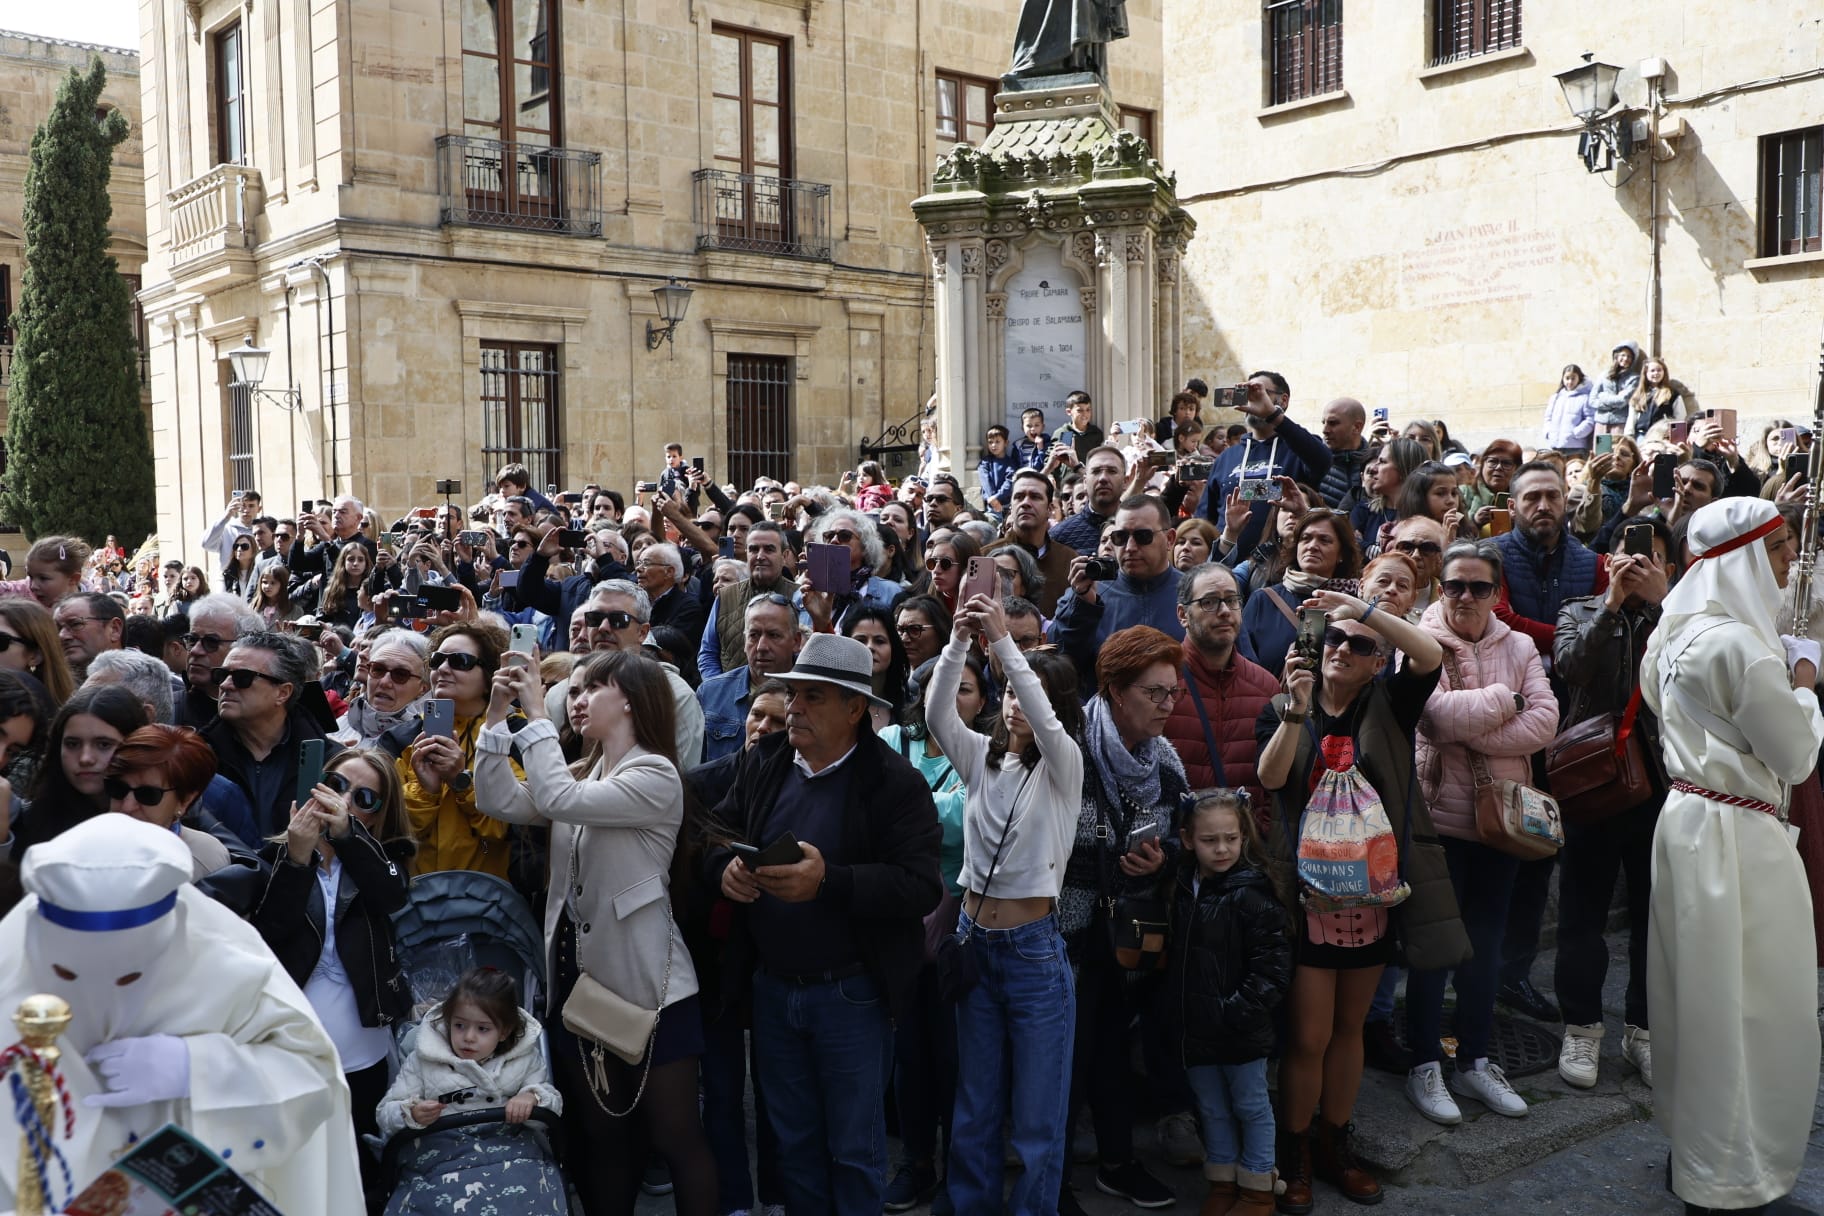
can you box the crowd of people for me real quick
[1,359,1820,1216]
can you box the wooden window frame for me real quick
[212,20,247,166]
[1760,126,1824,257]
[1264,0,1343,108]
[461,0,564,219]
[1119,106,1157,154]
[479,340,563,491]
[936,70,997,146]
[1429,0,1522,67]
[711,26,794,248]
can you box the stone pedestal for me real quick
[912,75,1195,480]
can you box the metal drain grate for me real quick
[1390,1002,1563,1078]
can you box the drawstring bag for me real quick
[1294,734,1410,912]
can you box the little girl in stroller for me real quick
[378,967,568,1215]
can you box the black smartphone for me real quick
[1144,450,1175,470]
[1622,524,1654,558]
[1295,607,1327,666]
[1652,453,1678,499]
[295,738,326,807]
[390,595,423,620]
[299,500,313,517]
[459,530,488,548]
[730,831,805,869]
[1785,453,1811,485]
[557,528,588,548]
[691,457,705,472]
[419,585,462,614]
[636,481,660,493]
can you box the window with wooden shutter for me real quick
[1760,127,1823,256]
[936,71,996,146]
[1265,0,1343,107]
[1430,0,1522,67]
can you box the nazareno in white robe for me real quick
[1642,611,1824,1210]
[0,885,364,1216]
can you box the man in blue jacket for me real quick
[1196,372,1333,554]
[1049,495,1185,696]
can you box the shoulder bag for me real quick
[1090,777,1170,972]
[560,824,674,1117]
[1545,685,1654,825]
[1442,650,1564,859]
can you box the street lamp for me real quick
[226,337,302,409]
[1554,53,1635,174]
[645,278,694,351]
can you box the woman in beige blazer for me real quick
[475,649,715,1216]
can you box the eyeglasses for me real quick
[925,495,956,507]
[208,666,291,689]
[428,651,483,671]
[1323,627,1382,658]
[897,622,930,639]
[1187,593,1242,613]
[583,609,637,630]
[1483,457,1517,469]
[1393,540,1444,557]
[1107,529,1158,547]
[182,632,230,652]
[1441,579,1498,601]
[824,529,858,545]
[55,617,100,634]
[366,661,421,684]
[322,770,383,811]
[1129,683,1181,707]
[105,777,175,807]
[0,633,22,653]
[925,556,957,572]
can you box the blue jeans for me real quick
[948,911,1075,1216]
[1406,837,1520,1067]
[1185,1059,1275,1174]
[752,969,893,1216]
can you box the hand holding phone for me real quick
[731,831,805,870]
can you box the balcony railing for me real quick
[692,169,832,261]
[437,135,603,237]
[166,163,263,265]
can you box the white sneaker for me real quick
[1557,1023,1603,1089]
[1405,1061,1462,1125]
[1451,1060,1529,1117]
[1622,1025,1653,1087]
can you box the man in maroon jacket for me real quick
[1167,563,1279,812]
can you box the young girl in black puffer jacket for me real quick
[1165,790,1293,1216]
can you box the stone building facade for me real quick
[1165,0,1824,448]
[135,0,1162,564]
[0,30,147,429]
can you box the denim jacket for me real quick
[697,665,753,763]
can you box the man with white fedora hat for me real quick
[703,632,943,1216]
[0,813,362,1215]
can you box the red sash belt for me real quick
[1669,779,1779,816]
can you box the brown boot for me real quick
[1275,1126,1313,1215]
[1200,1163,1239,1216]
[1234,1170,1278,1216]
[1312,1118,1383,1205]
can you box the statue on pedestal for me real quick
[1008,0,1128,84]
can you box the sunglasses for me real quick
[208,666,291,689]
[925,495,956,507]
[183,632,230,652]
[0,633,23,653]
[1107,528,1159,548]
[897,623,930,638]
[1323,627,1381,658]
[323,769,383,811]
[428,651,484,671]
[1441,579,1498,601]
[366,661,421,684]
[582,609,636,630]
[233,544,253,552]
[1393,539,1444,556]
[275,532,294,541]
[823,529,858,545]
[105,776,175,807]
[925,556,957,572]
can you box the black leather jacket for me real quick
[253,820,415,1028]
[1163,860,1292,1066]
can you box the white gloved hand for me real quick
[1782,635,1821,676]
[83,1035,191,1108]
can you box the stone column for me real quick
[1124,230,1153,418]
[929,240,967,472]
[1155,244,1181,404]
[1095,230,1120,412]
[960,241,985,464]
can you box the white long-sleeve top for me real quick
[926,634,1083,900]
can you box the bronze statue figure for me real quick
[1007,0,1129,84]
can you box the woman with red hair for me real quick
[105,725,262,913]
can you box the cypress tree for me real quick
[2,56,156,543]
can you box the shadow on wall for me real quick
[1177,271,1242,411]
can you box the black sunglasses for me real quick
[1323,627,1381,658]
[925,556,957,571]
[1394,540,1444,557]
[1107,528,1159,547]
[582,609,637,630]
[208,666,291,689]
[1441,579,1498,601]
[105,776,175,806]
[323,769,383,811]
[428,651,484,671]
[824,529,858,545]
[0,633,22,653]
[183,632,230,652]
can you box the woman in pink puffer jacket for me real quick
[1402,540,1559,1130]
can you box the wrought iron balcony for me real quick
[166,163,263,267]
[437,135,603,237]
[692,169,832,261]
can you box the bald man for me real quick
[1320,397,1373,510]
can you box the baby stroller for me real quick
[379,870,574,1216]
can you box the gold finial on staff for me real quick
[12,994,72,1216]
